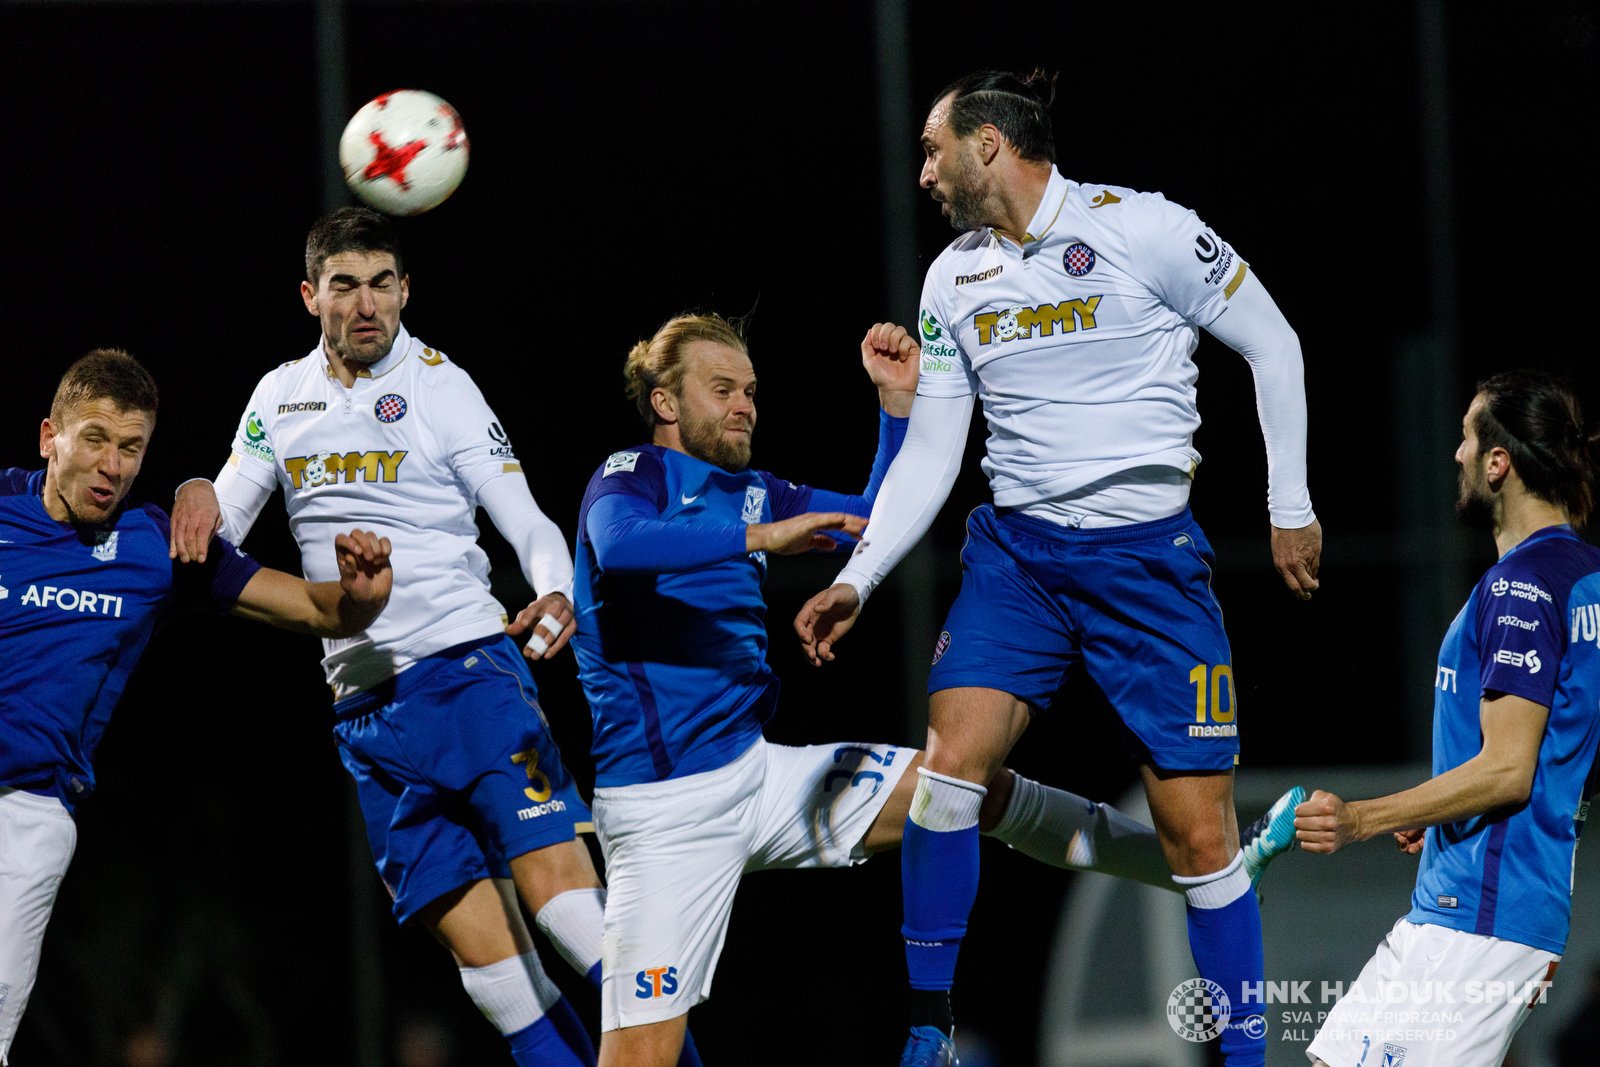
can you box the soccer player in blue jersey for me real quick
[0,349,393,1059]
[795,69,1316,1066]
[572,313,1301,1067]
[1296,372,1600,1067]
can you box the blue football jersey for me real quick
[572,446,832,787]
[0,468,260,809]
[1408,525,1600,953]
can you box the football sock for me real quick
[460,952,596,1067]
[902,767,986,1036]
[535,887,607,978]
[534,888,704,1067]
[987,772,1179,892]
[1174,852,1265,1067]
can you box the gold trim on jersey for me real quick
[1023,184,1070,244]
[1223,261,1248,300]
[502,463,523,474]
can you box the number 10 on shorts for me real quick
[1187,664,1237,738]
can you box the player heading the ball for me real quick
[0,350,392,1059]
[170,208,611,1067]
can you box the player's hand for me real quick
[169,479,223,563]
[794,583,862,667]
[507,592,576,663]
[747,512,868,556]
[1293,788,1362,854]
[1271,518,1322,600]
[335,529,393,606]
[1393,828,1426,855]
[862,322,919,418]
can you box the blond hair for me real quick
[623,312,748,426]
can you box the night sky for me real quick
[3,2,1597,1064]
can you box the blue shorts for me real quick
[928,505,1239,771]
[332,635,591,925]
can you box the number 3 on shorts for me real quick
[511,749,553,802]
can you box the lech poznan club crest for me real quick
[1167,977,1230,1043]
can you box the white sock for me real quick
[987,773,1179,893]
[458,951,562,1035]
[1172,850,1250,909]
[909,767,986,831]
[535,887,606,976]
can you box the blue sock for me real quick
[901,817,980,993]
[582,959,701,1067]
[1185,883,1266,1067]
[506,999,595,1067]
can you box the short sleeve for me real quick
[227,378,280,490]
[432,366,520,497]
[145,501,263,612]
[1122,192,1247,327]
[1475,566,1565,706]
[758,471,815,522]
[915,264,978,400]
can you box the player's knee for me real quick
[976,767,1015,833]
[1160,819,1233,876]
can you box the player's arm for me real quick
[805,322,918,519]
[793,310,973,666]
[477,473,580,661]
[169,465,273,563]
[1294,692,1549,854]
[1202,270,1321,599]
[230,528,393,637]
[588,494,867,573]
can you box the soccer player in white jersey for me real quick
[795,69,1320,1067]
[169,208,616,1067]
[1295,373,1600,1067]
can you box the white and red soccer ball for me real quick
[340,89,469,215]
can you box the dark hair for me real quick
[932,68,1059,163]
[51,348,159,427]
[305,206,404,286]
[1474,370,1600,527]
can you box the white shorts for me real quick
[592,736,912,1031]
[1307,918,1560,1067]
[0,789,77,1064]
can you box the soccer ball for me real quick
[339,90,469,215]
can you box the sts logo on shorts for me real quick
[636,965,679,999]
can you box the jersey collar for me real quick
[1499,523,1577,560]
[1018,165,1071,253]
[317,324,413,381]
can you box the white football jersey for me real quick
[916,165,1253,513]
[223,326,541,693]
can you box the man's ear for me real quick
[301,280,320,316]
[399,274,410,310]
[1484,446,1513,490]
[977,124,1003,166]
[650,387,678,425]
[39,418,57,460]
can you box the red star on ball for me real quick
[363,131,427,189]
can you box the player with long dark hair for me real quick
[1297,372,1600,1067]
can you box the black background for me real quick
[2,1,1597,1064]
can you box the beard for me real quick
[1455,462,1495,529]
[941,151,997,233]
[679,407,753,471]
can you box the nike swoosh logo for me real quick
[681,494,700,505]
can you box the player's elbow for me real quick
[1487,759,1536,808]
